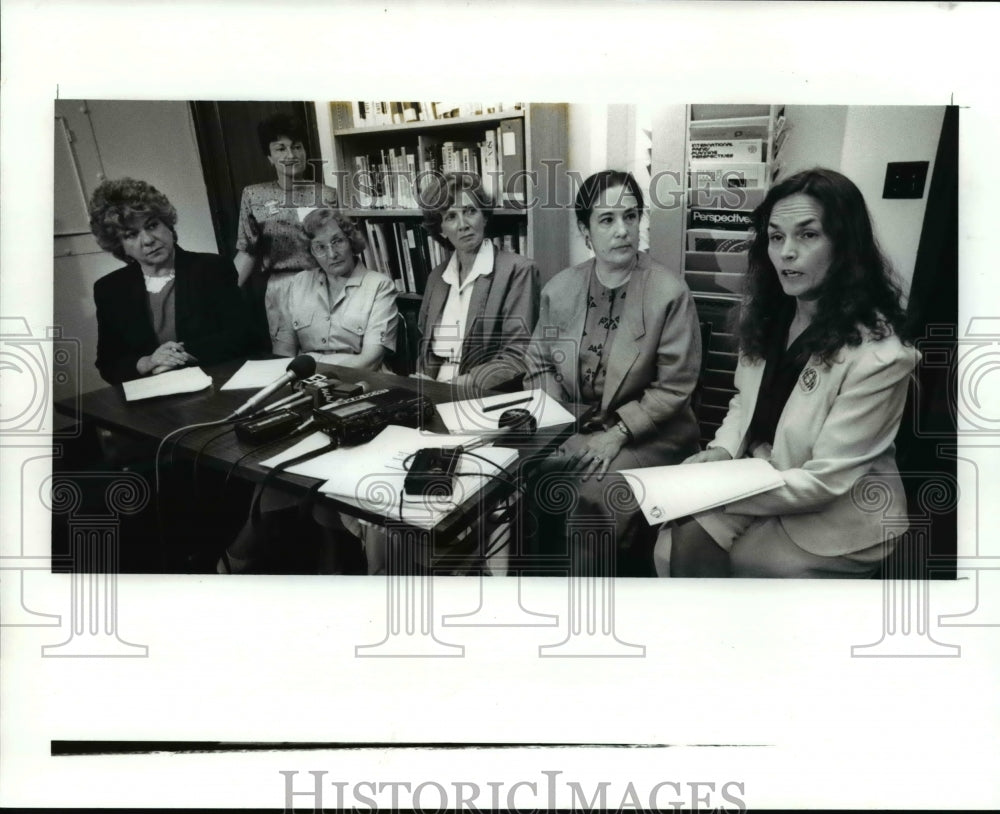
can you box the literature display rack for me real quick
[325,102,571,302]
[680,104,787,440]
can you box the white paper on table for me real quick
[435,388,575,434]
[259,425,516,529]
[620,457,786,525]
[121,366,213,401]
[221,358,293,390]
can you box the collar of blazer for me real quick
[423,253,499,364]
[556,255,650,408]
[730,348,831,459]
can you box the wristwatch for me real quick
[614,419,632,441]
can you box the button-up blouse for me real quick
[272,264,398,358]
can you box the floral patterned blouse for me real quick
[578,272,629,405]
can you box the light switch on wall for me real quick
[883,161,929,199]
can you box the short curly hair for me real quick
[418,171,494,248]
[88,178,178,262]
[300,207,367,255]
[257,113,308,156]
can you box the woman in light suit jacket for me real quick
[417,172,539,391]
[669,168,917,578]
[525,170,702,575]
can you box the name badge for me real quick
[799,366,818,393]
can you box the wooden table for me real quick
[55,360,574,572]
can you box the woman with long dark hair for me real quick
[669,168,917,578]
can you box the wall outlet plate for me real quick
[883,161,929,199]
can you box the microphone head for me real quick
[286,355,317,380]
[498,408,537,435]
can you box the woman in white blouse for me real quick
[274,207,397,371]
[416,172,539,390]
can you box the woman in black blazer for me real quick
[89,178,250,384]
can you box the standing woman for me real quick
[526,170,702,573]
[89,178,250,384]
[417,172,539,390]
[234,112,338,353]
[669,168,917,578]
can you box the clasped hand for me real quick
[554,429,626,481]
[143,341,196,375]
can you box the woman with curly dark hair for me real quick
[668,168,917,578]
[89,178,250,384]
[234,113,339,353]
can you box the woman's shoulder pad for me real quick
[853,328,918,367]
[494,249,537,269]
[543,259,590,288]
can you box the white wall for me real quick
[840,105,945,293]
[566,104,609,266]
[778,105,848,178]
[53,100,217,398]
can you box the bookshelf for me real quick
[326,102,571,300]
[679,104,787,441]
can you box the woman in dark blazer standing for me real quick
[89,178,249,384]
[416,172,539,391]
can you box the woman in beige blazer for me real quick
[417,172,539,391]
[670,168,917,578]
[525,170,702,574]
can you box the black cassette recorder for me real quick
[312,387,434,446]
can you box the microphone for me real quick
[227,355,317,419]
[461,408,538,451]
[403,409,537,498]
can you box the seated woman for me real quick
[233,113,339,354]
[219,208,396,575]
[416,172,539,390]
[89,178,249,384]
[668,168,917,579]
[525,170,702,574]
[273,207,398,371]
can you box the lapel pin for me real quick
[800,366,818,393]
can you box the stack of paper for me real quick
[221,359,294,390]
[260,425,518,530]
[122,367,213,401]
[435,389,575,434]
[620,458,786,525]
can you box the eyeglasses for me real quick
[310,236,348,255]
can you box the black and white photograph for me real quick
[2,1,998,811]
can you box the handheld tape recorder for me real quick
[312,387,434,446]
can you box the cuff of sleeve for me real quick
[616,401,655,443]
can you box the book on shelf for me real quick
[686,250,750,274]
[688,121,769,141]
[688,207,754,231]
[350,102,524,128]
[499,118,526,207]
[689,139,764,163]
[357,217,528,296]
[688,163,768,191]
[351,147,420,209]
[686,228,753,254]
[479,128,500,202]
[687,186,766,211]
